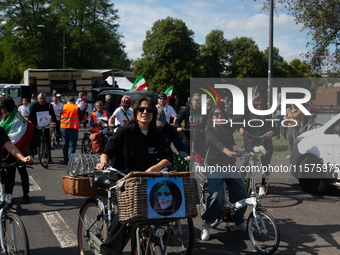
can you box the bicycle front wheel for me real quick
[50,128,57,149]
[38,137,50,168]
[78,199,105,255]
[247,210,280,254]
[156,218,194,255]
[3,212,30,255]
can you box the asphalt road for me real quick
[10,127,340,254]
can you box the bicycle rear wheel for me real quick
[81,135,93,154]
[247,210,280,254]
[38,137,50,168]
[50,128,57,149]
[78,199,105,255]
[156,218,194,255]
[3,212,30,255]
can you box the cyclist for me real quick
[108,95,133,131]
[76,92,88,128]
[157,92,177,125]
[28,93,57,164]
[96,96,173,255]
[238,94,275,196]
[90,101,111,133]
[201,106,248,241]
[0,98,34,204]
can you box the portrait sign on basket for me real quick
[147,177,186,219]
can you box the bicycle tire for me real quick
[38,136,50,168]
[78,199,105,255]
[308,123,323,130]
[3,212,30,255]
[151,218,194,255]
[247,210,280,255]
[50,128,57,149]
[81,135,93,154]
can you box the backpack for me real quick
[89,133,105,153]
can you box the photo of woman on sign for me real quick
[149,180,182,216]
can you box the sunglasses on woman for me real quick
[213,112,225,117]
[137,107,153,113]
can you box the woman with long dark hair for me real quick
[96,96,173,255]
[201,105,248,241]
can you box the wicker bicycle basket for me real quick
[62,175,107,197]
[116,171,198,224]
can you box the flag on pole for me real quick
[0,107,34,156]
[165,85,174,104]
[130,74,147,91]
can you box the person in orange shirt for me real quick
[60,97,83,165]
[90,101,111,133]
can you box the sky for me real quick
[113,0,311,64]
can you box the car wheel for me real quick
[298,156,331,194]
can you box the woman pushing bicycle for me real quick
[96,96,173,255]
[238,88,275,197]
[201,106,248,241]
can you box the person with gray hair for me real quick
[76,92,88,128]
[90,100,111,133]
[104,94,115,115]
[60,96,83,165]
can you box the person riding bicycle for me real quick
[90,101,111,133]
[51,95,63,145]
[201,106,248,241]
[76,92,88,128]
[96,96,173,255]
[108,95,133,131]
[28,93,57,164]
[238,93,275,197]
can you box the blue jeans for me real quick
[201,173,247,225]
[61,128,78,162]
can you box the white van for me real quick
[0,84,31,105]
[290,114,340,194]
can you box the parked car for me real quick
[290,113,340,194]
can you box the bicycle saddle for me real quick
[94,174,111,188]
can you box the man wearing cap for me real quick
[76,92,88,128]
[60,96,83,165]
[156,92,177,125]
[156,108,190,161]
[52,95,63,144]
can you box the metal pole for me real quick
[268,0,274,108]
[63,29,65,69]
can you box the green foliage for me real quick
[0,0,131,83]
[133,17,199,96]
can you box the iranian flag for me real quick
[165,85,174,104]
[130,74,147,91]
[0,107,34,156]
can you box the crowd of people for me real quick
[0,87,317,253]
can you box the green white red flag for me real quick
[0,107,34,156]
[130,74,147,91]
[165,85,174,104]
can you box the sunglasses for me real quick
[193,99,201,102]
[123,104,130,108]
[137,107,153,113]
[158,192,171,197]
[213,112,225,117]
[159,98,166,100]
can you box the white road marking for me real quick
[28,176,41,191]
[42,211,77,248]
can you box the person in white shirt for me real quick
[51,95,63,144]
[18,98,30,120]
[76,92,88,128]
[156,92,177,125]
[108,95,133,131]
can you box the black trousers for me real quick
[5,154,29,197]
[100,213,136,255]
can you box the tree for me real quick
[263,47,289,78]
[263,0,340,72]
[287,58,312,78]
[133,17,199,97]
[226,37,267,78]
[199,30,229,77]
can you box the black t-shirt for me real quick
[103,125,173,173]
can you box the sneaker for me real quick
[201,222,211,241]
[259,186,267,196]
[22,195,31,204]
[234,222,246,232]
[286,155,290,159]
